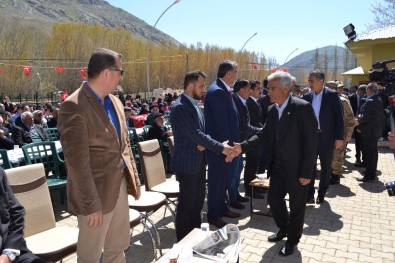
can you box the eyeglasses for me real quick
[109,68,124,76]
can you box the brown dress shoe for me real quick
[208,218,227,228]
[223,210,241,218]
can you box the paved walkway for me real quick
[57,140,395,262]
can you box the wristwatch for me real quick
[3,250,17,261]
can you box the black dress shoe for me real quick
[354,162,366,168]
[237,195,250,203]
[316,196,325,204]
[268,230,287,242]
[357,176,376,182]
[279,242,295,256]
[306,198,315,204]
[330,177,340,185]
[208,218,227,228]
[245,192,265,199]
[229,201,245,210]
[223,210,241,218]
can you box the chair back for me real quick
[44,128,60,142]
[22,142,65,178]
[5,163,56,237]
[137,139,166,191]
[142,125,151,141]
[127,127,140,146]
[167,136,174,156]
[0,149,12,169]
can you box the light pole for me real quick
[283,48,299,65]
[36,73,41,104]
[146,0,181,98]
[240,32,257,52]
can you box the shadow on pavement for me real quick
[358,180,386,193]
[326,183,356,198]
[260,241,302,263]
[303,202,343,236]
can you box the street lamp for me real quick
[36,73,41,104]
[146,0,181,97]
[240,32,257,52]
[283,48,299,65]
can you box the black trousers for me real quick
[308,134,334,199]
[244,147,263,195]
[268,166,308,245]
[361,136,379,178]
[175,164,206,241]
[354,128,363,162]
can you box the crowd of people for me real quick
[0,47,392,262]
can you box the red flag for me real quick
[54,67,65,73]
[253,64,258,70]
[60,91,69,101]
[0,69,4,73]
[78,68,86,79]
[22,66,31,77]
[271,68,288,73]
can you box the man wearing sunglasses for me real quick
[58,48,141,263]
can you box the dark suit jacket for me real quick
[358,94,383,139]
[58,83,140,215]
[170,93,223,174]
[246,97,264,128]
[0,168,29,253]
[204,79,240,145]
[147,122,168,144]
[241,96,318,180]
[303,87,344,143]
[233,94,261,141]
[258,95,273,125]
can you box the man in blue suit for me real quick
[170,70,234,240]
[303,70,344,204]
[204,60,242,228]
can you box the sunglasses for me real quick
[109,68,124,76]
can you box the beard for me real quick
[192,90,202,100]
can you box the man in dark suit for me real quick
[204,60,242,228]
[0,167,45,262]
[235,71,318,256]
[303,70,344,204]
[349,85,366,164]
[170,70,233,240]
[356,82,383,181]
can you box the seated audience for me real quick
[47,107,59,128]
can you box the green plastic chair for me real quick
[22,142,67,203]
[44,128,60,142]
[142,125,152,141]
[127,127,143,184]
[0,149,13,169]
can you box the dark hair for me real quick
[233,79,250,93]
[309,70,325,81]
[87,48,123,79]
[263,77,268,88]
[217,60,237,78]
[184,70,207,89]
[249,80,260,90]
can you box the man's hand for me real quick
[86,210,103,229]
[335,140,343,149]
[221,140,233,156]
[197,145,205,151]
[388,131,395,149]
[0,254,11,263]
[299,177,311,185]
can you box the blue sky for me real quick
[107,0,376,64]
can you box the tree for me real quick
[368,0,395,30]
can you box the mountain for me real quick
[0,0,179,45]
[282,45,357,81]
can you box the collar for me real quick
[219,78,232,92]
[183,93,199,107]
[236,93,247,105]
[85,81,111,106]
[250,96,259,103]
[275,94,291,110]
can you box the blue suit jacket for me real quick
[232,94,261,141]
[170,93,223,174]
[303,87,344,143]
[204,79,240,145]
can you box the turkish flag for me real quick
[253,64,258,70]
[55,67,65,73]
[60,91,69,101]
[22,66,31,77]
[78,68,86,79]
[0,69,4,73]
[271,68,288,73]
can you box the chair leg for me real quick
[140,220,158,260]
[142,212,162,257]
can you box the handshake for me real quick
[196,141,242,162]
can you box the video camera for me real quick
[369,59,395,83]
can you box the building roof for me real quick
[355,25,395,42]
